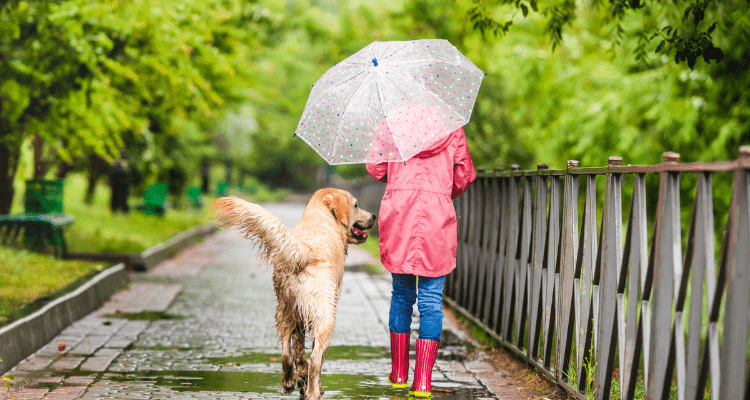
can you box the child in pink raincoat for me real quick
[366,126,476,397]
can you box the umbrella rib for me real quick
[330,72,375,164]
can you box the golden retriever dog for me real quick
[211,188,376,399]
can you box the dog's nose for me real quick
[372,215,377,220]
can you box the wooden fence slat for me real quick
[647,154,682,399]
[595,159,623,400]
[482,176,503,326]
[574,174,597,391]
[720,155,750,400]
[557,170,579,381]
[514,177,533,347]
[618,173,647,400]
[493,177,510,333]
[502,175,521,340]
[529,172,548,359]
[542,176,560,368]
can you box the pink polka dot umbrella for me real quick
[294,39,485,165]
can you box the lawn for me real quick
[1,172,291,327]
[0,247,105,326]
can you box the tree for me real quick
[465,0,745,69]
[0,0,276,213]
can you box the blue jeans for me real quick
[389,273,446,342]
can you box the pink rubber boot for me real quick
[388,331,410,388]
[409,339,439,397]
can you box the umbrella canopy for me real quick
[295,39,484,165]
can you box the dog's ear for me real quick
[323,192,349,226]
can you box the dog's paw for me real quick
[296,374,308,388]
[282,382,296,394]
[303,392,324,400]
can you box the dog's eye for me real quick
[354,201,358,208]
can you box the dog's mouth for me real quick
[351,223,369,242]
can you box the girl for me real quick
[366,127,475,397]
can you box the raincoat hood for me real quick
[413,131,455,158]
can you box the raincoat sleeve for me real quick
[451,129,476,199]
[366,162,388,183]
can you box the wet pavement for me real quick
[2,203,522,400]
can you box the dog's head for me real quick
[316,188,376,244]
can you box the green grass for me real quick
[1,172,291,327]
[0,247,106,326]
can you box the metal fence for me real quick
[446,149,750,400]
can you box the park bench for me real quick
[0,179,75,258]
[137,182,168,216]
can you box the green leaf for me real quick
[521,4,528,17]
[655,40,665,53]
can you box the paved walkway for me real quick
[1,203,521,400]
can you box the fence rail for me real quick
[447,149,750,400]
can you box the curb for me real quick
[136,224,217,271]
[69,223,218,271]
[0,264,128,375]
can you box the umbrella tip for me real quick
[372,58,378,67]
[293,132,297,137]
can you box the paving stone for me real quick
[15,357,54,372]
[0,388,48,399]
[43,386,88,400]
[49,356,85,371]
[64,376,96,386]
[79,349,121,372]
[464,360,496,374]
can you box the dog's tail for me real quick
[212,196,311,275]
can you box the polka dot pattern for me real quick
[295,39,484,165]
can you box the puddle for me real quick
[209,346,387,367]
[101,311,185,321]
[105,370,493,399]
[105,370,406,398]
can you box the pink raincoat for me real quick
[366,127,476,277]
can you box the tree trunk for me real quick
[55,138,74,179]
[85,155,108,204]
[32,133,50,179]
[0,143,18,215]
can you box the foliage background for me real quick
[1,0,748,207]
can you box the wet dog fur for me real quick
[212,188,376,399]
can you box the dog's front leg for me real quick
[305,320,334,399]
